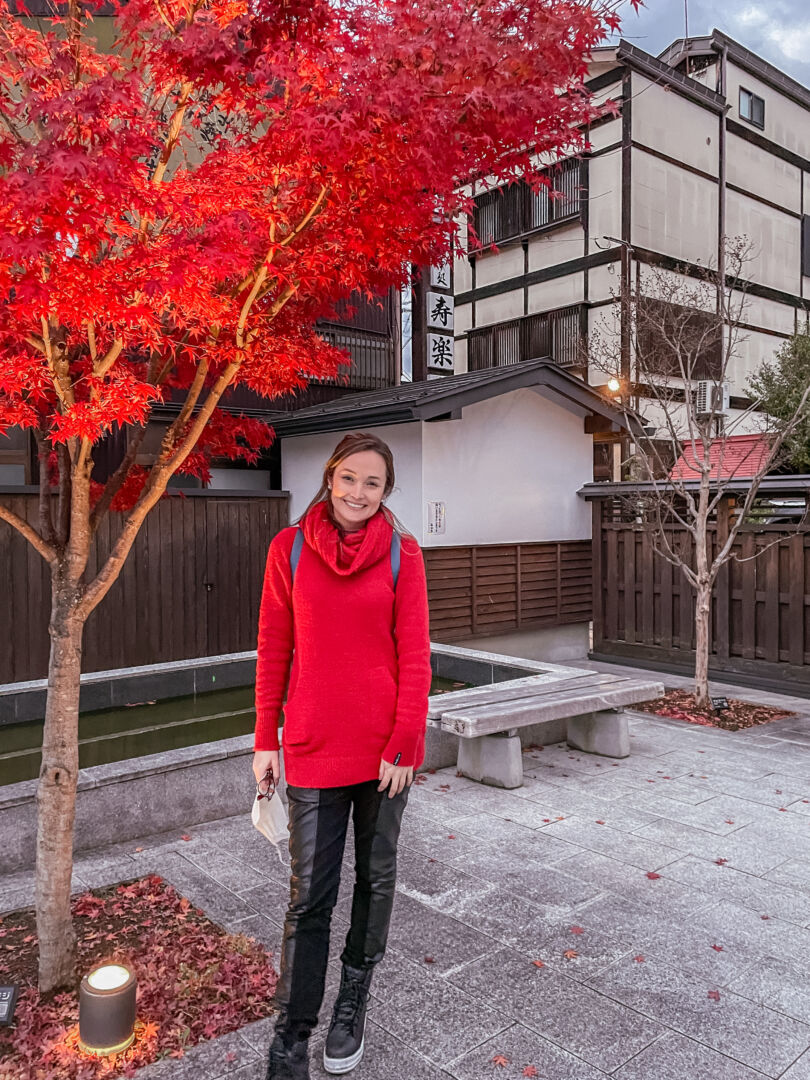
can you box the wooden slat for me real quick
[763,542,779,664]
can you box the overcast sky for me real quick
[610,0,810,89]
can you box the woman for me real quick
[252,431,432,1080]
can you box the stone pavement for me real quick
[3,702,810,1079]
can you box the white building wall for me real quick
[281,423,424,538]
[476,245,524,287]
[588,152,622,254]
[475,290,524,326]
[725,189,801,293]
[421,388,592,546]
[632,76,720,176]
[631,150,718,264]
[725,62,810,160]
[726,133,802,214]
[528,222,583,273]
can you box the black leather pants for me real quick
[273,778,409,1040]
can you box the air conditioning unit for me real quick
[695,380,730,417]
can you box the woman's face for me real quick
[329,450,388,531]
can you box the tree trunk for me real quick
[694,578,711,709]
[35,579,84,992]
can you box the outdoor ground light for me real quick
[78,964,137,1055]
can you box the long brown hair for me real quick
[296,432,411,536]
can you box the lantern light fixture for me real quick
[607,377,621,394]
[78,964,137,1056]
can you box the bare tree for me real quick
[589,238,810,707]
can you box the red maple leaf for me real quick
[646,872,661,880]
[634,955,645,962]
[532,959,545,968]
[570,925,585,934]
[595,820,605,825]
[707,989,721,1001]
[180,834,192,842]
[715,858,729,865]
[724,820,735,825]
[523,1067,539,1078]
[424,956,435,964]
[711,944,724,952]
[492,1054,510,1067]
[563,949,579,960]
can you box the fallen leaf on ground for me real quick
[532,959,545,968]
[708,989,721,1001]
[634,955,645,963]
[424,956,435,964]
[570,926,585,934]
[646,872,661,880]
[523,1067,539,1078]
[711,944,724,952]
[563,949,579,960]
[715,858,728,866]
[492,1053,510,1067]
[180,835,192,842]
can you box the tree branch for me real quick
[77,359,242,620]
[0,503,57,564]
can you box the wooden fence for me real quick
[591,499,810,686]
[0,491,289,684]
[424,540,592,642]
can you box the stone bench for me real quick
[427,666,663,789]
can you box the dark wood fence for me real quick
[0,491,288,684]
[425,540,592,642]
[591,499,810,686]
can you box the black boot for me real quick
[323,963,372,1074]
[267,1024,310,1080]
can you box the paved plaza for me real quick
[3,686,810,1079]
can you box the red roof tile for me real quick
[669,434,772,481]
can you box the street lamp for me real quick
[78,964,137,1056]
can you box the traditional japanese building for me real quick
[450,30,810,479]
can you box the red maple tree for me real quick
[0,0,628,990]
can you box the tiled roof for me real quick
[669,434,773,481]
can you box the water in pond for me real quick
[0,675,469,787]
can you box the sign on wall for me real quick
[412,260,454,379]
[430,263,451,289]
[427,334,454,371]
[427,501,446,535]
[426,291,454,332]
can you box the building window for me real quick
[467,304,585,371]
[471,159,585,249]
[802,216,810,279]
[739,88,765,129]
[635,297,723,381]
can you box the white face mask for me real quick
[251,786,289,863]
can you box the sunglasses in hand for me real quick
[256,768,276,802]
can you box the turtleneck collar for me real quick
[301,500,393,576]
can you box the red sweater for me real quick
[254,501,432,788]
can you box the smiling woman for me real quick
[251,431,431,1079]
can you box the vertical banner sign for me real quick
[427,501,446,535]
[412,261,454,380]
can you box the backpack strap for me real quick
[289,527,305,585]
[390,531,401,590]
[290,524,401,590]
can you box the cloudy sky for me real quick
[611,0,810,88]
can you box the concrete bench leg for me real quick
[566,709,630,758]
[457,729,523,789]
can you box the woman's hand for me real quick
[253,750,279,787]
[378,758,414,798]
